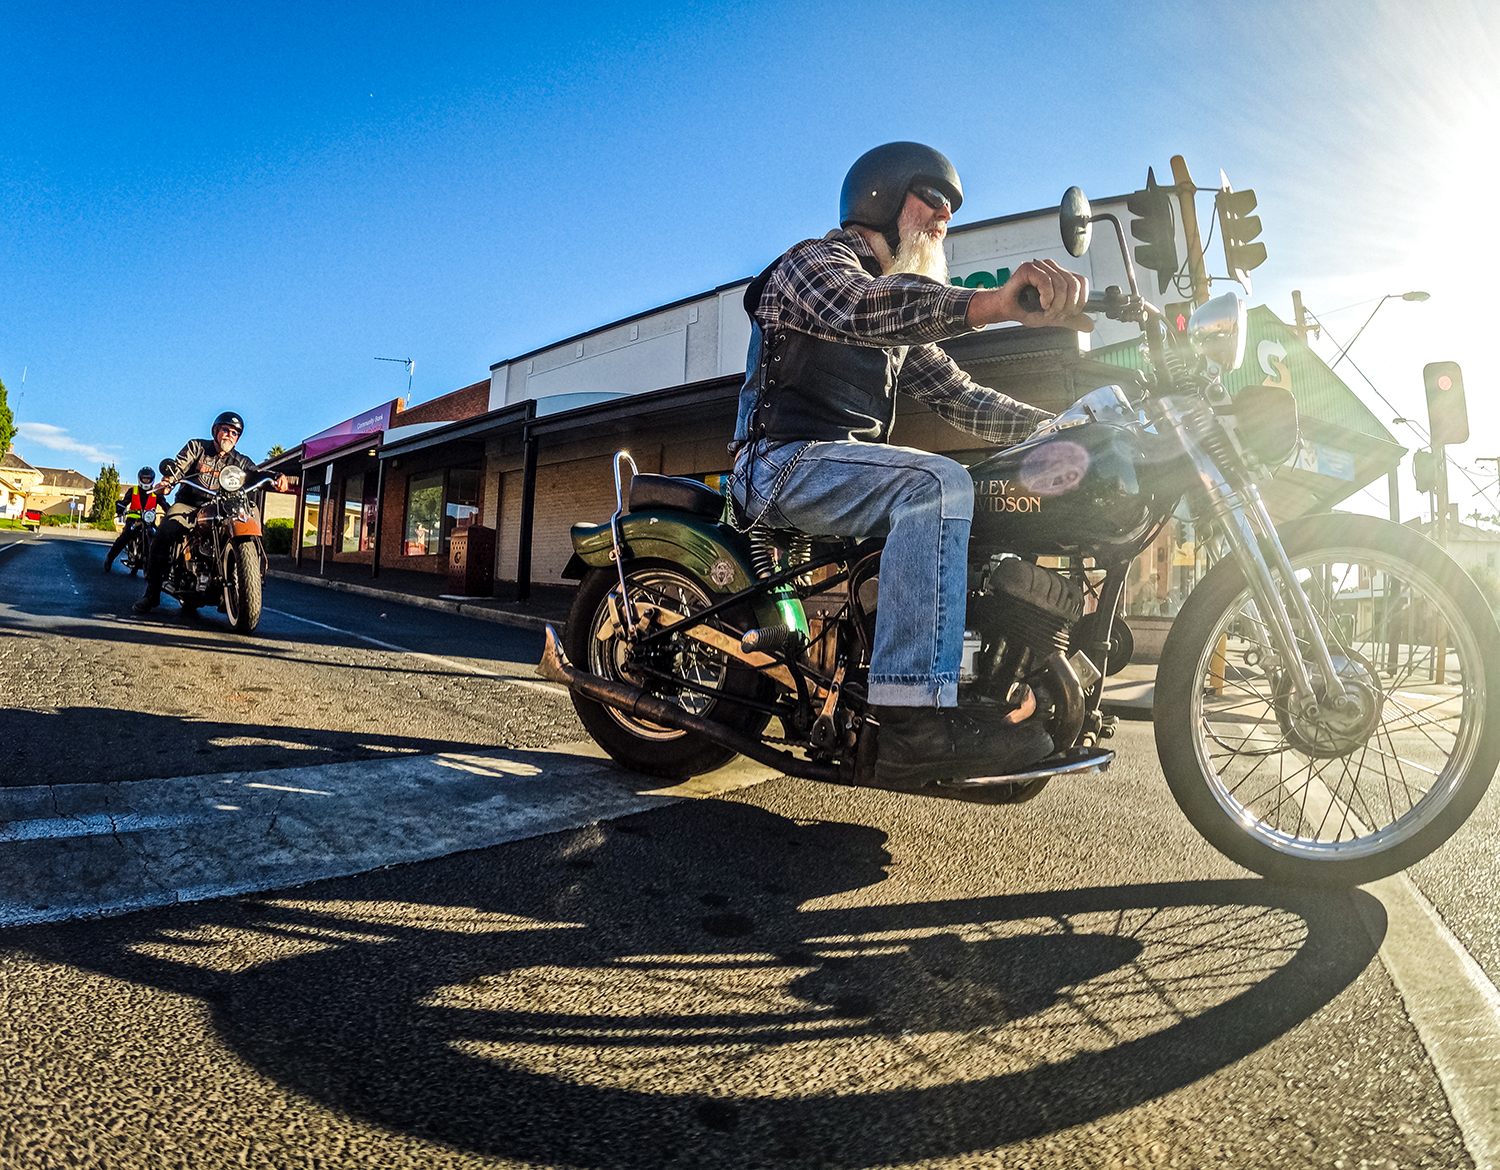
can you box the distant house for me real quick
[1405,516,1500,579]
[29,465,96,518]
[1,452,43,519]
[0,471,27,520]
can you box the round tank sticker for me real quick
[1020,440,1090,496]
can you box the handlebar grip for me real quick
[1017,285,1043,314]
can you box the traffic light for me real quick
[1216,184,1266,291]
[1127,168,1179,295]
[1413,449,1437,494]
[1423,361,1469,446]
[1164,301,1193,334]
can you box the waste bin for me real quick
[446,525,495,597]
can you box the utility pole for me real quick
[1169,156,1211,306]
[1290,290,1319,341]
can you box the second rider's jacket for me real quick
[118,486,162,520]
[732,228,1051,454]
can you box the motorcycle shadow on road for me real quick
[10,798,1382,1168]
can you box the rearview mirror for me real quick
[1060,187,1093,258]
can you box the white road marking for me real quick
[0,539,32,554]
[0,743,778,928]
[1359,875,1500,1170]
[1,812,217,842]
[261,605,567,695]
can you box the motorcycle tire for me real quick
[564,563,773,780]
[1155,513,1500,887]
[223,539,263,634]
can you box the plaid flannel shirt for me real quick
[754,229,1053,445]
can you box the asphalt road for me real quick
[2,528,1498,1169]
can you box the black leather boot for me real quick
[132,586,160,614]
[872,706,1052,789]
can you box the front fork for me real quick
[1169,412,1346,719]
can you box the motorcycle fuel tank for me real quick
[967,387,1170,558]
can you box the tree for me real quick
[89,465,121,526]
[0,376,14,457]
[266,443,285,460]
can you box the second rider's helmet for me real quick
[839,142,963,253]
[137,466,154,484]
[213,411,244,435]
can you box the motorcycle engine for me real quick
[966,557,1085,696]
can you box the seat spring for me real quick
[749,526,781,579]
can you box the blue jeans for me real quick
[733,439,973,708]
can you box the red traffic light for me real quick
[1423,361,1468,446]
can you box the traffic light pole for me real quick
[1169,156,1211,306]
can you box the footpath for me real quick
[265,556,574,633]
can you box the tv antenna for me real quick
[375,356,415,404]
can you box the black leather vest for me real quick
[746,328,908,445]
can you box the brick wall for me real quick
[395,380,490,428]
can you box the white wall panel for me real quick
[521,329,687,401]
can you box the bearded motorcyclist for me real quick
[133,412,290,614]
[104,466,163,573]
[730,142,1094,789]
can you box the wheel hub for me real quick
[1274,655,1385,757]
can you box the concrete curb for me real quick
[265,569,564,634]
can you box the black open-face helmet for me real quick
[213,411,244,435]
[839,142,963,252]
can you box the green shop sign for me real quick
[951,267,1012,289]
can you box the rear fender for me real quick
[570,511,807,635]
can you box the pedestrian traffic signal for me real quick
[1423,361,1469,446]
[1127,168,1179,295]
[1215,184,1266,291]
[1164,301,1193,334]
[1413,449,1438,494]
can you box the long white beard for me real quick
[891,228,949,283]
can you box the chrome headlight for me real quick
[1188,292,1247,372]
[142,508,156,523]
[219,466,247,492]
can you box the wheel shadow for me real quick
[8,798,1382,1168]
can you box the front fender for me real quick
[570,511,808,635]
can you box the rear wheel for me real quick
[563,564,772,779]
[223,540,263,633]
[1155,514,1500,886]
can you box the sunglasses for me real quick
[910,183,952,212]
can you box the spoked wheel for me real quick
[222,540,263,633]
[1155,514,1500,886]
[563,564,772,779]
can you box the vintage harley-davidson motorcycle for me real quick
[538,187,1500,886]
[159,463,271,634]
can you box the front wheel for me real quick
[563,563,772,780]
[1155,514,1500,886]
[223,539,263,633]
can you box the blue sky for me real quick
[3,0,1496,520]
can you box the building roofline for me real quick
[484,196,1133,374]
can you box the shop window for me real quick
[444,467,480,546]
[404,471,444,556]
[340,473,365,551]
[1124,512,1211,618]
[301,485,322,549]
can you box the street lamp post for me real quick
[1329,290,1430,370]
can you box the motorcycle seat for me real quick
[628,474,723,518]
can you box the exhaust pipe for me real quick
[536,627,1111,800]
[536,626,842,783]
